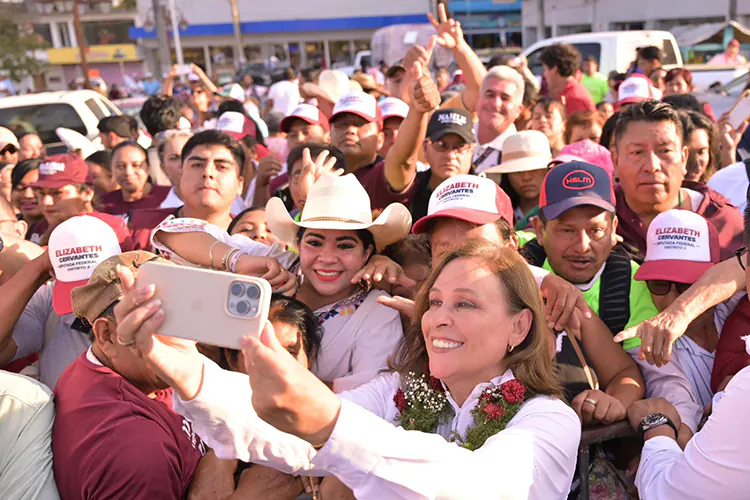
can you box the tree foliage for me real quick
[0,16,47,82]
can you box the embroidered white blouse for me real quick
[175,357,581,499]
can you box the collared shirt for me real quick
[159,186,183,209]
[175,358,580,499]
[614,182,745,261]
[472,123,516,173]
[636,364,750,499]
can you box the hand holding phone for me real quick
[135,262,272,349]
[728,90,750,131]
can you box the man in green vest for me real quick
[525,160,702,443]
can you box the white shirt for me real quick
[706,161,748,214]
[636,363,750,499]
[159,186,183,209]
[0,371,59,500]
[472,123,517,173]
[268,80,301,117]
[175,359,580,499]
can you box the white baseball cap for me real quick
[330,92,383,128]
[218,83,245,103]
[280,104,330,133]
[49,215,123,315]
[216,111,257,140]
[634,209,720,284]
[0,126,18,150]
[617,74,662,108]
[412,174,513,234]
[379,97,409,121]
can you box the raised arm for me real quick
[383,60,440,192]
[428,3,487,112]
[191,63,219,94]
[614,255,746,365]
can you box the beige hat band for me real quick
[501,150,552,162]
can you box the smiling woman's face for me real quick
[422,256,525,386]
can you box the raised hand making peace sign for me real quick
[427,3,466,51]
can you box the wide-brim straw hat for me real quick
[484,130,552,174]
[266,174,412,251]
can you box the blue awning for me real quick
[130,14,429,39]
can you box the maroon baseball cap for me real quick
[280,104,330,133]
[32,154,91,189]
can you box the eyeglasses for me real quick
[735,246,747,271]
[428,140,472,154]
[646,280,692,296]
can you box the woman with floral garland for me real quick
[113,239,581,499]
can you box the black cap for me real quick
[98,115,137,139]
[426,108,476,144]
[539,161,615,220]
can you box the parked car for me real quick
[335,50,372,77]
[0,90,120,155]
[521,30,683,77]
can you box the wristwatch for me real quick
[639,413,678,441]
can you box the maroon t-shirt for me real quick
[26,218,48,245]
[97,185,171,216]
[53,351,205,499]
[560,80,596,115]
[354,159,417,211]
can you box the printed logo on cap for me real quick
[437,111,468,126]
[48,216,122,283]
[649,224,710,262]
[562,170,596,191]
[333,92,377,118]
[429,177,498,215]
[40,161,66,176]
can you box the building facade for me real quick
[522,0,750,46]
[22,0,141,90]
[130,0,430,78]
[448,0,522,49]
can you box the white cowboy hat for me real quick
[266,174,412,251]
[484,130,552,174]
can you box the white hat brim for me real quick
[265,198,412,250]
[484,157,551,174]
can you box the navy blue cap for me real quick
[539,161,615,220]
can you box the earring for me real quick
[508,344,515,353]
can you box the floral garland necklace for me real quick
[393,371,527,451]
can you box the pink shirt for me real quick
[708,53,748,65]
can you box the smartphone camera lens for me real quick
[231,283,244,297]
[245,284,260,300]
[236,300,250,315]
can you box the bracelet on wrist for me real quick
[228,250,244,273]
[221,248,238,271]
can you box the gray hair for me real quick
[481,66,525,102]
[156,129,193,160]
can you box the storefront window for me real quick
[244,45,262,63]
[329,40,352,68]
[210,46,234,66]
[305,42,324,69]
[82,20,134,45]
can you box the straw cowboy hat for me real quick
[266,174,412,251]
[484,130,552,175]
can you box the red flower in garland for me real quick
[483,402,505,421]
[479,390,494,405]
[394,389,407,413]
[500,379,526,404]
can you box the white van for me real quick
[521,31,683,77]
[0,90,120,155]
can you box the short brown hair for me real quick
[564,110,606,144]
[539,43,582,78]
[390,239,563,399]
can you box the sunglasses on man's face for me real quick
[646,280,692,296]
[0,144,17,155]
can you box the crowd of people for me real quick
[2,6,750,499]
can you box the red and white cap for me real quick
[379,97,409,121]
[49,214,123,315]
[330,92,383,129]
[412,174,513,234]
[280,104,330,133]
[216,111,257,140]
[634,209,720,285]
[616,74,662,108]
[32,154,91,189]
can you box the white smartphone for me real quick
[728,90,750,130]
[175,64,192,76]
[135,261,272,349]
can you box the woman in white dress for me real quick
[148,172,412,392]
[114,239,581,499]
